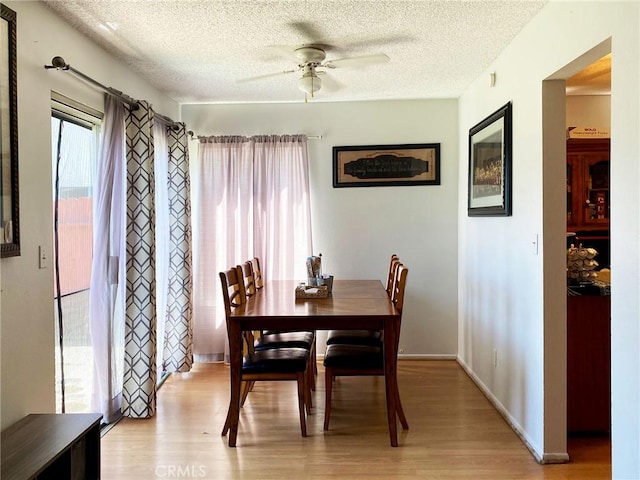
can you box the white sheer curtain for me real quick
[253,135,313,281]
[89,95,126,423]
[192,135,312,362]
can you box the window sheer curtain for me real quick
[192,135,312,363]
[89,95,126,424]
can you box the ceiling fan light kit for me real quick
[298,64,321,96]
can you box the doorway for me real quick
[565,54,612,461]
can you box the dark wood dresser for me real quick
[1,413,102,480]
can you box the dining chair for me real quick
[219,266,310,437]
[325,254,399,348]
[240,259,315,378]
[241,260,257,296]
[249,256,318,390]
[322,263,409,432]
[252,257,264,290]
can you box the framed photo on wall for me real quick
[467,102,512,216]
[1,3,20,257]
[333,143,440,188]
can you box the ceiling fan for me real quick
[238,43,390,100]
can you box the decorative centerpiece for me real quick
[306,254,323,286]
[567,244,599,284]
[298,253,333,298]
[295,284,329,299]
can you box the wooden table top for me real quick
[229,279,398,328]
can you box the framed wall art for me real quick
[1,3,20,257]
[467,102,512,217]
[333,143,440,188]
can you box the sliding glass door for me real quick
[51,97,101,413]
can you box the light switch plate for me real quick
[39,245,48,269]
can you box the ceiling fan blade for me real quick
[336,34,415,51]
[237,69,297,83]
[288,21,326,45]
[287,21,337,52]
[265,44,299,61]
[324,53,390,69]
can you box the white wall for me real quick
[0,1,179,429]
[566,95,611,129]
[182,99,459,356]
[458,1,639,477]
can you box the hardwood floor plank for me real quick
[101,360,610,479]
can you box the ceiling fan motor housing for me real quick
[294,46,326,64]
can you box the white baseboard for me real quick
[317,353,457,360]
[456,357,569,465]
[398,354,457,360]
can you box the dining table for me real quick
[223,279,405,447]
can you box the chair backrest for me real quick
[241,260,256,296]
[220,266,255,351]
[391,263,409,316]
[252,257,264,289]
[219,266,247,317]
[385,254,400,296]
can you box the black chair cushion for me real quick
[254,331,315,350]
[263,329,314,335]
[326,329,383,347]
[243,347,309,374]
[323,344,384,370]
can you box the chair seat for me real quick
[323,344,383,370]
[243,347,309,374]
[255,331,315,350]
[263,329,314,335]
[326,329,383,347]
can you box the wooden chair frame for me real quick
[323,263,409,432]
[219,266,309,438]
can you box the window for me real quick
[51,93,102,413]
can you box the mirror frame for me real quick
[1,3,20,258]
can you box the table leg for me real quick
[224,322,243,447]
[384,317,399,447]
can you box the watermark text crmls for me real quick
[155,465,207,478]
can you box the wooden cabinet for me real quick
[567,295,611,434]
[567,139,610,231]
[1,413,101,480]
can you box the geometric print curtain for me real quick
[122,100,157,418]
[162,123,193,373]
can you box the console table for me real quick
[1,413,102,480]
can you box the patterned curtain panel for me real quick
[122,101,157,418]
[163,124,194,372]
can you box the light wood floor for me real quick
[101,360,611,479]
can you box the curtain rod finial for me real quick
[52,56,67,69]
[45,56,68,70]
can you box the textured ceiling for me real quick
[43,0,549,104]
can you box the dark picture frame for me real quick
[467,102,512,217]
[333,143,440,188]
[1,3,20,257]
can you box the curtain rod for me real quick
[188,132,322,140]
[45,56,181,129]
